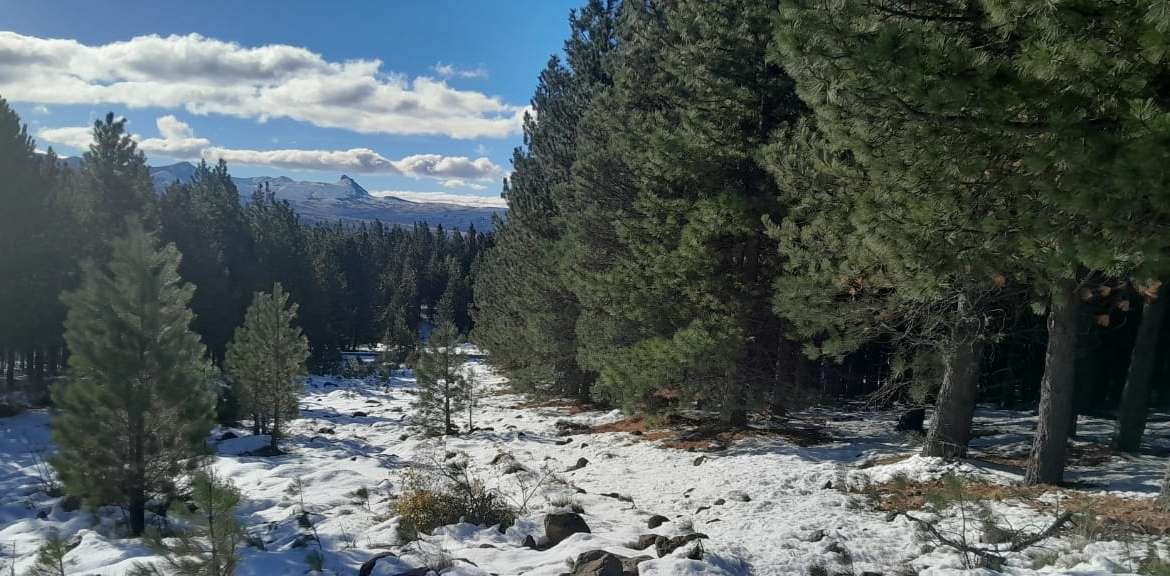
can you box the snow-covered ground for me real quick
[2,358,1168,575]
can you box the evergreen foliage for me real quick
[131,469,246,576]
[52,221,215,536]
[27,531,73,576]
[414,300,469,435]
[225,283,310,451]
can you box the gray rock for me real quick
[693,456,707,466]
[804,529,826,542]
[655,533,709,557]
[569,550,623,576]
[647,514,669,529]
[713,498,726,506]
[545,512,590,546]
[565,457,590,472]
[727,490,751,502]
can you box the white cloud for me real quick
[38,115,506,182]
[432,62,489,80]
[371,189,506,208]
[31,104,49,115]
[0,32,524,139]
[136,115,211,157]
[36,125,92,149]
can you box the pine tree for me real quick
[1113,283,1169,452]
[79,112,158,240]
[472,0,618,401]
[225,283,309,452]
[53,220,215,536]
[132,469,245,576]
[414,284,468,435]
[27,531,72,576]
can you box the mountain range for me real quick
[148,162,504,230]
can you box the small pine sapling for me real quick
[27,531,73,576]
[131,469,246,576]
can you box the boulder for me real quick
[647,514,669,529]
[545,512,591,546]
[655,533,708,557]
[569,550,623,576]
[565,457,590,472]
[693,456,707,466]
[569,550,650,576]
[351,411,368,417]
[727,490,751,502]
[633,534,661,550]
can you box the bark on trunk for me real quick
[922,338,984,458]
[1025,282,1080,485]
[129,493,146,537]
[1113,289,1169,453]
[4,349,12,386]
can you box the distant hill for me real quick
[146,162,502,230]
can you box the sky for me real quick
[0,0,583,204]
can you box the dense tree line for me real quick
[0,103,489,397]
[473,0,1170,488]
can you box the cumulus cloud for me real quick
[38,115,505,182]
[432,62,489,80]
[36,125,92,149]
[371,189,506,208]
[0,32,524,139]
[136,115,211,157]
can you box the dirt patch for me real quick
[511,397,605,415]
[591,416,833,451]
[865,477,1170,536]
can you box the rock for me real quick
[655,533,708,557]
[569,550,624,576]
[218,431,239,441]
[620,555,653,575]
[323,381,337,387]
[713,498,726,506]
[357,552,398,576]
[884,511,900,522]
[351,411,368,417]
[695,506,710,514]
[727,490,751,502]
[693,456,707,466]
[823,541,844,555]
[365,399,381,405]
[599,492,633,503]
[821,480,833,490]
[545,512,591,546]
[522,534,537,549]
[555,438,573,446]
[555,420,591,435]
[894,407,926,433]
[399,434,410,441]
[36,509,49,519]
[317,427,335,435]
[59,495,82,512]
[804,529,826,543]
[633,534,661,550]
[859,572,883,576]
[647,514,669,529]
[565,457,590,472]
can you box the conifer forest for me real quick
[2,2,1170,575]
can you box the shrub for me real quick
[395,457,515,541]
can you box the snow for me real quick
[2,358,1167,575]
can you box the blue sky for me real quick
[0,0,582,203]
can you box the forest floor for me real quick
[2,357,1169,575]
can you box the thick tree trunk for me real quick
[1113,289,1169,453]
[922,338,984,458]
[1025,282,1080,485]
[128,492,146,537]
[3,348,12,386]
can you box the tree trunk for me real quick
[1113,288,1169,453]
[1025,282,1080,485]
[922,338,984,458]
[128,492,146,537]
[4,348,12,386]
[252,413,261,436]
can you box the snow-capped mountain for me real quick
[146,162,502,230]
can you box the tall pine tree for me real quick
[53,220,215,536]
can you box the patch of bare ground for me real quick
[510,397,605,414]
[591,414,834,450]
[864,477,1170,536]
